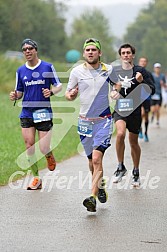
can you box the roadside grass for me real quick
[0,93,80,186]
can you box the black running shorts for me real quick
[150,98,162,106]
[113,112,142,135]
[20,118,53,131]
[142,99,151,113]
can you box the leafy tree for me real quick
[124,0,167,70]
[67,8,116,63]
[0,0,67,61]
[140,27,167,70]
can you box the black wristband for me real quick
[50,91,54,96]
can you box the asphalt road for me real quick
[1,113,167,252]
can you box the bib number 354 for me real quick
[118,98,133,111]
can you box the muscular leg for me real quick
[141,106,145,118]
[22,127,36,155]
[155,104,160,123]
[88,158,94,175]
[22,127,38,176]
[115,120,126,163]
[38,130,52,155]
[91,149,103,196]
[38,129,56,171]
[150,105,155,122]
[129,132,141,168]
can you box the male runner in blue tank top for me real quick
[10,38,62,190]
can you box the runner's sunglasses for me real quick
[22,46,34,52]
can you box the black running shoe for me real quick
[83,196,96,212]
[132,169,140,187]
[113,165,127,183]
[97,178,108,203]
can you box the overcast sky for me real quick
[66,0,152,6]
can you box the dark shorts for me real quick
[113,112,142,135]
[142,99,151,113]
[150,98,162,106]
[20,118,53,131]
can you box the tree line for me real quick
[0,0,115,62]
[124,0,167,71]
[0,0,166,67]
[0,0,67,61]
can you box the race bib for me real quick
[151,94,160,100]
[33,108,51,123]
[78,118,93,137]
[118,98,133,111]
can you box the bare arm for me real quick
[110,82,121,100]
[65,86,78,101]
[42,83,62,98]
[9,90,23,101]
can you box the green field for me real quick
[0,92,81,185]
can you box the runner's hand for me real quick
[42,88,52,98]
[110,90,120,100]
[9,91,17,101]
[69,86,78,99]
[136,72,143,83]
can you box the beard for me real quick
[86,57,99,65]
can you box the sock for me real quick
[91,194,97,199]
[27,154,39,177]
[118,162,124,170]
[45,151,52,158]
[145,121,148,135]
[133,168,139,176]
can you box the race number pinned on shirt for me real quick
[78,118,93,137]
[33,108,51,123]
[118,98,133,111]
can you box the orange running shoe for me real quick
[46,153,56,171]
[27,177,42,190]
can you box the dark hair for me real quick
[118,43,135,55]
[139,56,148,62]
[21,38,38,51]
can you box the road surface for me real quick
[0,113,167,252]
